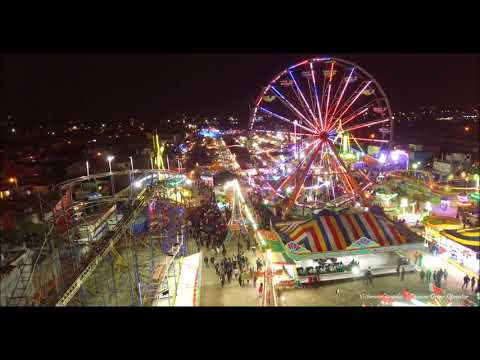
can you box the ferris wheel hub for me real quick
[319,131,330,141]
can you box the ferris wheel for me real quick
[248,57,393,215]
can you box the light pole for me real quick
[107,156,115,195]
[129,156,134,172]
[129,156,134,197]
[9,177,19,192]
[460,171,467,195]
[107,156,114,173]
[86,161,90,177]
[400,197,408,217]
[425,201,432,213]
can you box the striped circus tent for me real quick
[274,212,409,254]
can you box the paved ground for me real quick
[280,250,477,307]
[192,227,477,307]
[198,235,260,306]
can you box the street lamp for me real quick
[107,156,115,195]
[129,156,134,172]
[9,177,19,191]
[400,197,408,216]
[129,156,135,197]
[425,201,432,212]
[86,161,90,177]
[107,156,114,173]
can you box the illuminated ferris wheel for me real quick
[248,57,394,215]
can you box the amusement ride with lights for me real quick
[248,57,408,216]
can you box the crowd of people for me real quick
[202,226,264,288]
[207,250,256,288]
[186,186,229,252]
[185,181,267,289]
[418,268,448,288]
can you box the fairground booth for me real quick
[422,215,463,249]
[437,227,480,275]
[264,212,424,287]
[256,229,297,290]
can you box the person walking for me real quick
[258,282,264,298]
[426,269,432,283]
[204,256,209,268]
[210,256,215,267]
[400,267,405,281]
[396,264,401,279]
[462,275,470,290]
[437,269,443,287]
[471,277,477,292]
[420,269,425,282]
[363,270,369,285]
[221,274,225,288]
[238,271,243,287]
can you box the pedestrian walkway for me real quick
[281,270,473,306]
[398,249,478,297]
[198,233,260,306]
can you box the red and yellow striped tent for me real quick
[274,212,412,254]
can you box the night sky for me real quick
[3,53,479,126]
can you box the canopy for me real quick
[273,212,415,256]
[440,227,480,253]
[271,251,295,265]
[422,216,463,230]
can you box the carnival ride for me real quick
[4,167,197,307]
[248,57,398,215]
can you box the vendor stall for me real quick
[422,215,463,244]
[272,212,423,261]
[266,213,421,286]
[438,227,479,274]
[270,252,297,290]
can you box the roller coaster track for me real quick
[4,169,190,307]
[57,169,178,190]
[55,182,193,306]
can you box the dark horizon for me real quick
[4,53,479,126]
